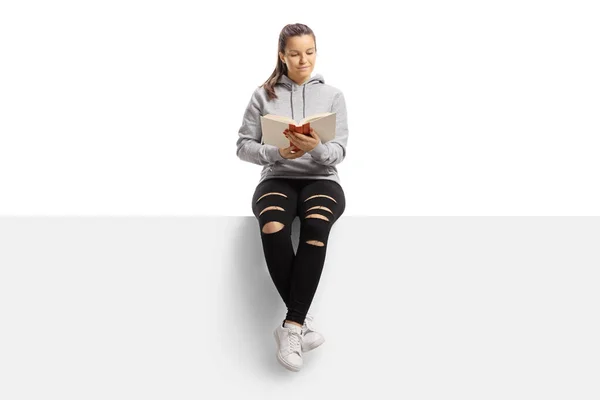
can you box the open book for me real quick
[260,112,336,148]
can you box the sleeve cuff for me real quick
[308,141,328,162]
[265,144,284,163]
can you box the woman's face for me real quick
[279,35,316,84]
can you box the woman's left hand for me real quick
[284,128,321,153]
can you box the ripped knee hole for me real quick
[306,205,333,215]
[305,214,329,221]
[262,221,285,234]
[259,205,285,216]
[304,194,337,203]
[256,192,287,203]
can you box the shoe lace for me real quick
[288,329,302,354]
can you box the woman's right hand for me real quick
[279,145,305,159]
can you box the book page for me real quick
[263,114,296,125]
[299,112,333,125]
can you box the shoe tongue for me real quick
[284,322,302,334]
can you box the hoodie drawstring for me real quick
[290,84,307,121]
[281,74,324,121]
[303,85,306,119]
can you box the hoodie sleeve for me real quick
[307,91,348,166]
[236,88,285,165]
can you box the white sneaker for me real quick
[273,322,303,372]
[301,312,325,352]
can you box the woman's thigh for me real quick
[297,180,346,224]
[251,178,299,231]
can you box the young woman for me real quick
[236,23,348,372]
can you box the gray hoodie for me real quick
[236,73,348,185]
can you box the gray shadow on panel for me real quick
[228,216,300,375]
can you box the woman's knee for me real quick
[299,215,334,247]
[261,220,285,234]
[301,190,344,223]
[254,187,296,233]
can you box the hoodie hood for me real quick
[276,73,325,121]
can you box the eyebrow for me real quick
[289,48,315,53]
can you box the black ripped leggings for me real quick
[251,178,346,325]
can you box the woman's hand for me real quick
[278,145,305,159]
[283,128,321,153]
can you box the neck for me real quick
[288,73,310,86]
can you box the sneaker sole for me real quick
[302,335,325,352]
[273,329,302,372]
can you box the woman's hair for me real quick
[260,23,317,101]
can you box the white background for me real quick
[1,0,598,216]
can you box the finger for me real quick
[287,134,297,143]
[286,145,301,155]
[285,145,300,156]
[290,132,306,144]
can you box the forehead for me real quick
[286,35,315,52]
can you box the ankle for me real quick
[284,319,303,328]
